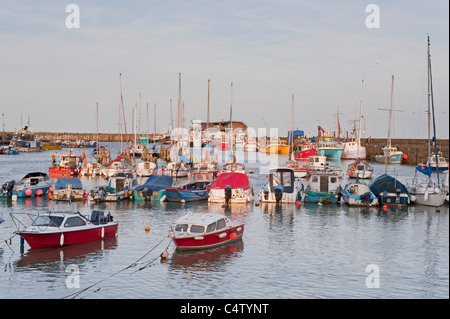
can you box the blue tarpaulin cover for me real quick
[55,178,83,189]
[369,174,409,196]
[134,175,173,191]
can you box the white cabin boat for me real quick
[258,168,303,203]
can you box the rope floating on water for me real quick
[61,234,171,299]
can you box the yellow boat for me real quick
[265,140,289,155]
[42,142,63,150]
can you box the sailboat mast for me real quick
[289,94,294,157]
[154,104,157,143]
[428,36,440,184]
[229,82,233,151]
[385,75,395,174]
[177,73,181,129]
[357,80,364,159]
[207,79,210,130]
[119,73,130,160]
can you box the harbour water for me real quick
[0,143,448,299]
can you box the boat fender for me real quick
[60,233,64,246]
[101,227,105,238]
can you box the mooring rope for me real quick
[61,234,171,299]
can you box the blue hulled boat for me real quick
[1,172,54,198]
[165,173,213,202]
[132,175,173,201]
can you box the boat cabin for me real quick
[307,173,340,194]
[268,168,295,194]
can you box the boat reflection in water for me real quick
[169,239,244,269]
[15,237,117,269]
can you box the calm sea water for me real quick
[0,143,448,299]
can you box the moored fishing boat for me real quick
[208,172,253,204]
[90,173,138,202]
[10,199,118,249]
[370,174,410,207]
[347,158,374,179]
[165,173,213,202]
[341,180,378,206]
[303,172,342,204]
[1,172,54,198]
[51,178,87,201]
[132,175,173,201]
[169,212,244,250]
[80,162,103,177]
[258,168,303,203]
[136,161,157,177]
[48,152,81,177]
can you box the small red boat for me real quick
[170,212,244,250]
[11,199,118,249]
[48,152,81,177]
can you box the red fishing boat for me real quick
[293,142,317,161]
[169,212,244,250]
[11,199,118,249]
[48,152,81,177]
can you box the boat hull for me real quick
[374,153,403,164]
[303,191,339,204]
[172,225,244,250]
[318,149,343,160]
[48,167,80,177]
[17,224,118,249]
[165,189,209,202]
[265,145,289,155]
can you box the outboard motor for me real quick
[264,190,269,200]
[360,192,372,206]
[4,180,15,196]
[274,184,284,203]
[224,185,232,204]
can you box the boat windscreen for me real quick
[32,216,64,227]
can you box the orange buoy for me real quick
[25,189,32,196]
[83,193,88,199]
[229,232,237,240]
[403,154,408,159]
[145,226,150,232]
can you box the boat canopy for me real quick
[369,174,409,196]
[134,175,173,191]
[210,172,250,190]
[269,168,295,193]
[22,172,49,179]
[55,178,83,190]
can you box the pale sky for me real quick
[1,0,448,139]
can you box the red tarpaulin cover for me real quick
[210,172,250,190]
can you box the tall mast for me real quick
[357,80,364,159]
[154,103,157,143]
[229,82,233,151]
[177,73,181,129]
[146,102,149,148]
[428,36,440,184]
[207,78,210,130]
[96,102,99,147]
[385,75,395,174]
[119,73,130,160]
[170,98,173,131]
[289,94,294,157]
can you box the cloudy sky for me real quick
[1,0,448,139]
